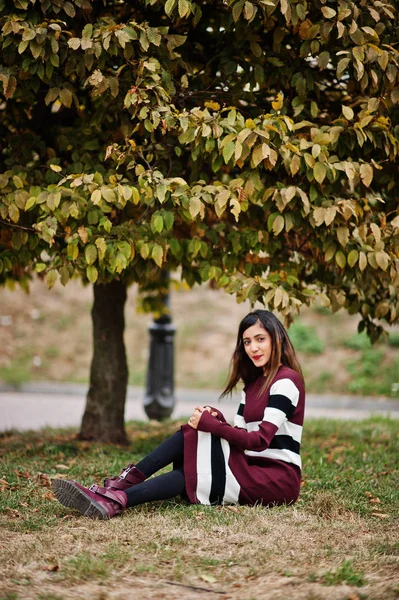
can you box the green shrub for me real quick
[347,349,399,397]
[387,331,399,348]
[343,332,372,351]
[288,321,324,355]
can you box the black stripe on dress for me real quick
[237,403,245,416]
[269,435,300,455]
[209,435,226,505]
[268,394,295,418]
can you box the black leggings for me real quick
[124,430,186,508]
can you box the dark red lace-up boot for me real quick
[52,479,127,520]
[103,463,146,491]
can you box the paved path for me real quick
[0,382,398,432]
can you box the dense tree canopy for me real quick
[1,0,398,341]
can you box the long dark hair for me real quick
[221,310,303,397]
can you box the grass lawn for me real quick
[0,417,398,600]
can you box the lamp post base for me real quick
[143,317,176,421]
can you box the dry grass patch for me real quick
[1,508,398,600]
[1,418,398,599]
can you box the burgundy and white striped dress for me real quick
[181,366,305,506]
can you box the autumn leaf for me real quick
[360,164,373,187]
[272,215,284,236]
[5,508,21,518]
[43,563,60,572]
[348,250,359,267]
[314,162,327,184]
[43,492,57,501]
[321,6,336,19]
[204,101,220,111]
[201,574,217,584]
[46,270,58,289]
[85,245,97,265]
[36,473,52,487]
[78,226,89,244]
[86,265,98,283]
[152,244,164,267]
[342,105,354,120]
[272,92,283,111]
[0,478,9,491]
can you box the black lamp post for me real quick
[143,275,176,420]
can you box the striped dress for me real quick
[181,366,305,506]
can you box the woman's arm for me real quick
[196,410,278,451]
[187,405,226,429]
[201,405,227,423]
[196,378,300,451]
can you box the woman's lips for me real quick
[252,355,263,360]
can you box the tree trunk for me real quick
[79,280,128,444]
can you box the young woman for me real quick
[52,310,305,519]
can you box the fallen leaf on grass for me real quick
[227,506,241,514]
[200,574,217,584]
[5,508,21,518]
[365,491,382,504]
[76,441,94,451]
[371,512,389,519]
[43,492,57,501]
[43,563,60,572]
[13,469,31,479]
[326,445,350,463]
[320,434,338,449]
[54,464,69,470]
[0,478,9,490]
[36,473,51,487]
[217,505,242,514]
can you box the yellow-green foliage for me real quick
[0,0,398,339]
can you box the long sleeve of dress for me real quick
[197,409,277,451]
[197,377,300,452]
[206,406,227,423]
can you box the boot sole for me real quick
[52,479,109,520]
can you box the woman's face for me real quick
[242,321,273,371]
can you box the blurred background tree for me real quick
[1,0,398,442]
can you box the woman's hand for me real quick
[200,405,218,417]
[187,408,203,429]
[187,406,218,429]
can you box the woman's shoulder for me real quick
[272,366,304,392]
